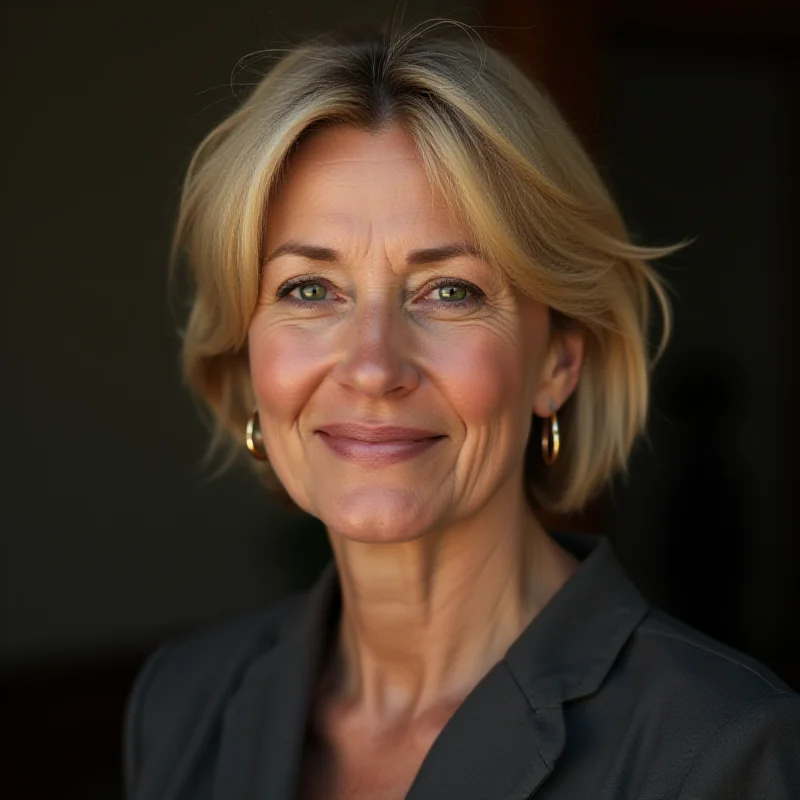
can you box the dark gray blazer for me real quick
[124,534,800,799]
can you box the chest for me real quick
[293,696,458,800]
[293,736,428,800]
[293,675,462,800]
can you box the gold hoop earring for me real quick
[541,412,560,465]
[245,409,268,461]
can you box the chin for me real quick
[316,485,436,544]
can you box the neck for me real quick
[321,478,578,731]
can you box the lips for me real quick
[315,423,444,466]
[317,423,441,442]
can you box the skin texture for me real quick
[248,125,585,797]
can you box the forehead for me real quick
[266,125,469,244]
[291,124,421,167]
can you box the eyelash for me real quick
[275,276,485,309]
[276,275,335,302]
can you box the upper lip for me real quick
[316,423,443,442]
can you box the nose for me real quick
[333,300,420,399]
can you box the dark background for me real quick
[2,2,798,797]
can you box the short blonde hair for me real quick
[173,22,677,514]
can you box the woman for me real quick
[124,23,799,799]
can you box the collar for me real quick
[505,531,650,708]
[209,533,649,800]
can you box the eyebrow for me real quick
[262,240,483,267]
[406,243,483,265]
[263,242,338,265]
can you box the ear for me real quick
[533,327,585,418]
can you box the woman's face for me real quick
[249,125,580,542]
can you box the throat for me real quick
[323,507,577,727]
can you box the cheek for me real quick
[424,324,532,425]
[248,321,327,423]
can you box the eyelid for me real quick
[276,274,337,299]
[418,277,485,301]
[274,275,486,306]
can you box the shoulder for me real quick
[631,608,791,698]
[618,609,800,797]
[122,590,307,798]
[677,688,800,799]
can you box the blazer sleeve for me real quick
[119,594,303,800]
[678,691,800,799]
[122,645,169,800]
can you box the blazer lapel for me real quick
[210,563,339,800]
[406,662,565,800]
[406,536,648,800]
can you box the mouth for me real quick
[315,423,445,466]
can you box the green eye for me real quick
[298,283,327,301]
[438,284,468,302]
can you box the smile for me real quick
[315,424,445,466]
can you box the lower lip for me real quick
[316,432,444,466]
